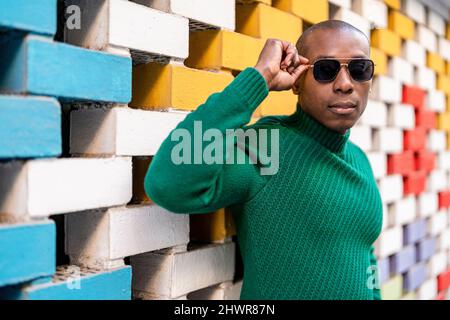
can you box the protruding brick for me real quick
[185,30,265,71]
[0,220,55,287]
[371,28,401,57]
[352,0,387,29]
[236,3,302,44]
[0,34,131,103]
[0,157,132,217]
[70,107,187,156]
[65,0,189,59]
[132,242,235,299]
[388,10,415,40]
[403,170,426,196]
[388,103,415,129]
[65,204,189,269]
[0,0,56,36]
[402,85,426,109]
[272,0,328,24]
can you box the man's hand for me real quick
[254,39,309,92]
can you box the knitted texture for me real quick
[145,67,383,300]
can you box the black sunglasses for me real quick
[308,58,375,83]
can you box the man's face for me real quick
[293,29,371,134]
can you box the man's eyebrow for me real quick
[314,55,368,59]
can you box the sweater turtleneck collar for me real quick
[283,103,351,154]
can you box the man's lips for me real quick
[328,102,357,115]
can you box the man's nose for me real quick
[333,66,354,94]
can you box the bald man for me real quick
[145,20,382,300]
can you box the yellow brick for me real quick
[132,157,152,204]
[446,60,450,76]
[447,24,450,40]
[401,292,416,300]
[256,90,298,116]
[439,112,450,131]
[185,30,265,72]
[388,11,415,40]
[384,0,400,10]
[236,3,303,44]
[131,62,233,110]
[437,74,450,95]
[371,29,402,57]
[371,47,388,75]
[427,52,446,74]
[190,208,236,243]
[273,0,328,25]
[448,96,450,111]
[381,275,403,300]
[237,0,272,5]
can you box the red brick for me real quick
[437,268,450,292]
[415,150,436,172]
[388,151,415,175]
[439,191,450,209]
[415,109,437,129]
[404,127,427,151]
[403,171,427,196]
[402,85,426,109]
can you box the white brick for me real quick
[439,151,450,170]
[416,25,437,53]
[427,170,448,192]
[349,125,372,151]
[429,251,447,277]
[388,195,417,227]
[417,278,437,300]
[378,175,403,204]
[402,40,426,67]
[426,90,446,112]
[427,10,446,36]
[134,0,235,30]
[417,192,439,218]
[428,130,447,152]
[402,0,425,24]
[132,242,235,299]
[370,76,402,103]
[439,229,450,251]
[388,57,414,84]
[438,38,450,60]
[387,103,415,129]
[330,7,371,38]
[188,280,243,300]
[352,0,387,29]
[65,204,190,269]
[70,107,187,156]
[373,127,403,153]
[0,157,132,217]
[429,210,448,237]
[65,0,189,59]
[415,66,436,91]
[374,227,403,258]
[366,152,387,179]
[359,100,387,128]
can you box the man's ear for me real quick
[292,77,301,95]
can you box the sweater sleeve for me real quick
[144,67,271,214]
[369,245,382,300]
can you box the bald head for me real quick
[296,20,370,58]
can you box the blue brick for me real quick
[389,245,416,274]
[416,237,437,262]
[0,0,57,36]
[0,220,56,287]
[378,258,389,284]
[0,95,61,159]
[0,34,132,103]
[0,266,131,300]
[403,219,427,245]
[403,263,427,292]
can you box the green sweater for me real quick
[145,67,383,300]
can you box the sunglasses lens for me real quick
[313,60,341,82]
[348,59,374,82]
